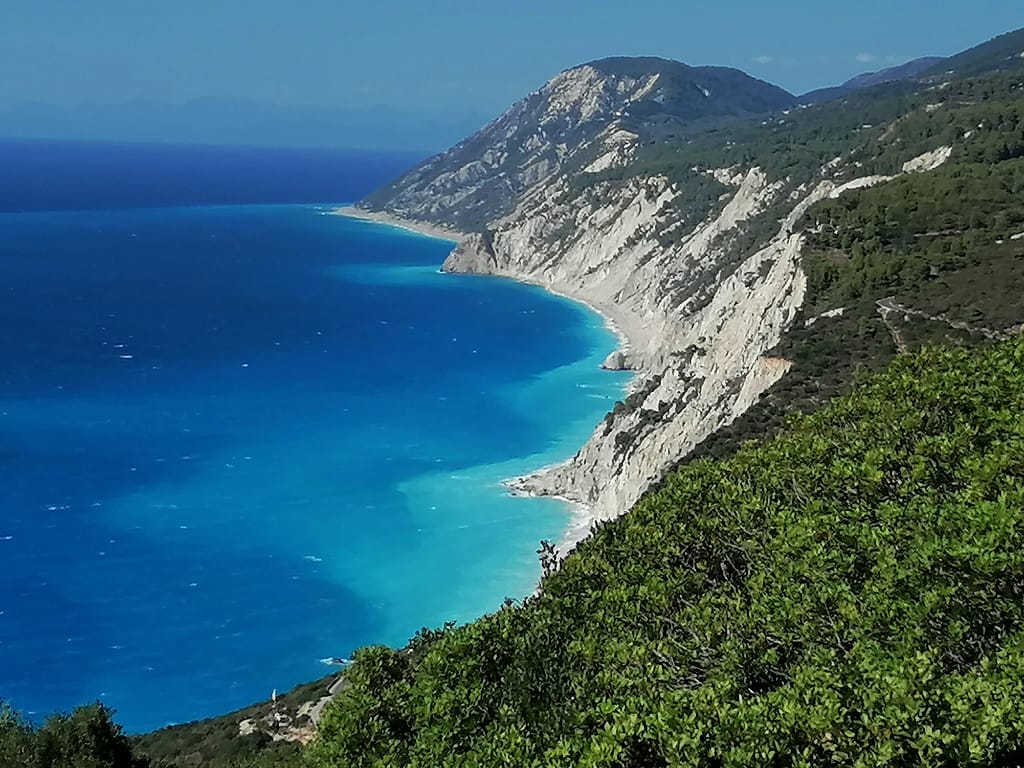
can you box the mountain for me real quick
[794,26,1024,107]
[800,55,944,104]
[358,57,795,229]
[843,56,946,88]
[925,26,1024,77]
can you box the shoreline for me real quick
[331,205,466,246]
[333,204,640,554]
[332,206,637,363]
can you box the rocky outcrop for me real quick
[902,146,953,173]
[601,351,631,371]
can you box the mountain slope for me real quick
[800,56,944,104]
[925,26,1024,77]
[357,57,794,229]
[845,56,946,88]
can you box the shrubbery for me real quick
[0,703,147,768]
[309,340,1024,767]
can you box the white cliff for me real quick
[440,152,951,546]
[350,57,959,551]
[444,167,824,534]
[901,146,953,173]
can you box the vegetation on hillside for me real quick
[684,70,1024,462]
[0,702,147,768]
[132,677,330,768]
[924,27,1024,78]
[803,159,1024,321]
[581,68,1021,209]
[309,339,1024,767]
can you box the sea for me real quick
[0,140,629,732]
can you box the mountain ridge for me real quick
[923,25,1024,77]
[800,55,945,104]
[357,57,795,230]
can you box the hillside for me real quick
[925,26,1024,78]
[312,338,1024,767]
[799,56,944,104]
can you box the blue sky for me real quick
[1,0,1020,149]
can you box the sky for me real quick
[1,0,1021,150]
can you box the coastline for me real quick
[333,204,639,554]
[331,205,465,246]
[332,206,636,362]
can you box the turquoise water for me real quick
[0,156,628,731]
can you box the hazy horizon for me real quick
[2,1,1021,151]
[0,99,489,153]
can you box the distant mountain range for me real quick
[799,56,945,104]
[0,99,491,153]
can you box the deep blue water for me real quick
[0,141,627,731]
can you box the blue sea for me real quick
[0,140,628,731]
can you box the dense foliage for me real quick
[925,28,1024,79]
[803,159,1024,322]
[309,340,1024,767]
[0,703,148,768]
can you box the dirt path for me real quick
[876,296,1019,352]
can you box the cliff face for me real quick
[444,168,821,528]
[355,56,954,543]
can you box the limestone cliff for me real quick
[354,57,956,547]
[445,168,819,531]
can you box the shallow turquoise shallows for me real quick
[0,149,628,731]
